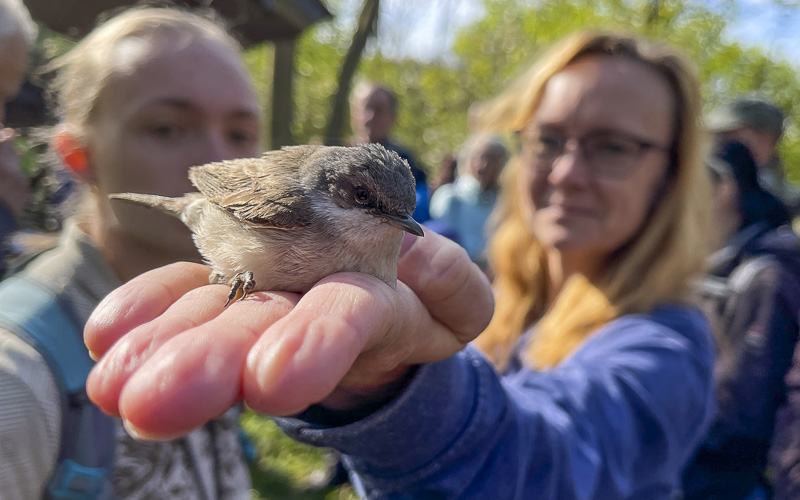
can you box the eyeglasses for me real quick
[520,128,671,179]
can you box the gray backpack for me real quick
[0,275,115,499]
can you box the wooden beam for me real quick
[324,0,380,146]
[270,38,296,149]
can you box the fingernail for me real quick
[122,419,146,441]
[88,350,99,362]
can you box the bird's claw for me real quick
[224,271,256,307]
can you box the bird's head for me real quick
[311,143,423,236]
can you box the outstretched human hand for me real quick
[85,229,494,440]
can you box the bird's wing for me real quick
[189,146,324,229]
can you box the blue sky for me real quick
[333,0,800,66]
[728,0,800,64]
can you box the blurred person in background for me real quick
[682,140,800,500]
[0,7,261,499]
[83,31,716,499]
[0,0,34,275]
[350,81,429,221]
[429,133,508,270]
[707,94,800,216]
[429,151,458,195]
[424,152,461,243]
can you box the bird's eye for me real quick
[354,187,370,204]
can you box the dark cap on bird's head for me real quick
[707,94,785,139]
[305,143,422,236]
[315,144,416,210]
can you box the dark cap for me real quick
[707,94,785,138]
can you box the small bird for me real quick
[110,143,423,306]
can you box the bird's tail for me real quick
[109,192,194,217]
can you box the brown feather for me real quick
[188,145,324,229]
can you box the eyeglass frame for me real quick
[516,126,673,179]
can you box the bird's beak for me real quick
[383,213,424,236]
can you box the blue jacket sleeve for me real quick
[276,306,715,500]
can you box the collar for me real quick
[707,221,773,277]
[22,220,122,325]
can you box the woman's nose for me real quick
[548,141,592,185]
[200,131,232,164]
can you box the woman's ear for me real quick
[53,125,95,184]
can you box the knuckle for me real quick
[368,340,414,373]
[417,241,472,298]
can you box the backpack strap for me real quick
[0,276,116,499]
[732,251,800,313]
[728,255,776,295]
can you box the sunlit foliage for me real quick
[260,0,800,180]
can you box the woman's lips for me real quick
[548,203,596,217]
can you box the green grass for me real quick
[241,410,359,500]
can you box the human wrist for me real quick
[320,364,416,413]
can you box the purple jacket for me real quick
[278,304,715,499]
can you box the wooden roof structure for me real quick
[23,0,331,44]
[10,0,331,136]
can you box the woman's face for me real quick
[86,35,261,259]
[519,55,675,272]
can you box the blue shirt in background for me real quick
[429,175,499,265]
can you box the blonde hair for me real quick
[48,7,240,139]
[474,31,713,370]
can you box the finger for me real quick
[363,280,468,364]
[87,283,233,416]
[398,229,494,342]
[117,291,299,440]
[242,273,475,415]
[241,269,477,415]
[333,279,472,384]
[85,261,213,359]
[242,273,397,416]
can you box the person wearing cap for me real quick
[707,94,800,215]
[682,140,800,500]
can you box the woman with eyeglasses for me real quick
[82,31,716,499]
